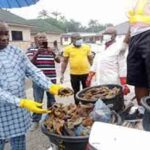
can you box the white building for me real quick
[61,32,102,46]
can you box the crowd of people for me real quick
[1,0,150,149]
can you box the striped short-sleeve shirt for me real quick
[27,48,56,83]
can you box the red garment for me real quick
[105,40,115,49]
[120,77,130,95]
[86,71,96,87]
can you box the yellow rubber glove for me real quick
[49,84,64,95]
[19,99,49,114]
[49,84,73,96]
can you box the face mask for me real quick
[74,39,83,47]
[103,35,112,42]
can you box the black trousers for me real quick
[127,30,150,88]
[70,74,88,105]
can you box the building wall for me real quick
[61,37,72,46]
[9,25,31,52]
[61,33,101,46]
[10,41,30,52]
[9,25,31,41]
[8,24,62,52]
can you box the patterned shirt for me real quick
[26,48,56,83]
[0,45,52,139]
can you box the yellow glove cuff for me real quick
[49,84,63,95]
[19,99,26,107]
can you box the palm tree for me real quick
[88,19,99,32]
[88,19,98,27]
[38,9,49,19]
[51,11,61,20]
[60,15,66,22]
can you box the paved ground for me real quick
[5,84,143,150]
[5,63,143,150]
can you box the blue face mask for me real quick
[74,39,83,47]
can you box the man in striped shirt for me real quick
[27,32,60,131]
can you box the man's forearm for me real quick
[61,57,68,75]
[61,62,68,75]
[88,55,93,65]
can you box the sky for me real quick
[10,0,129,26]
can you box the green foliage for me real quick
[38,9,49,19]
[37,10,111,33]
[86,19,106,32]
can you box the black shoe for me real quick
[124,110,143,122]
[119,103,134,121]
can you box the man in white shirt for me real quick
[86,26,130,96]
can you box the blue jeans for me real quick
[0,135,26,150]
[32,82,55,122]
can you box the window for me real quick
[95,36,100,40]
[11,31,23,41]
[64,37,68,41]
